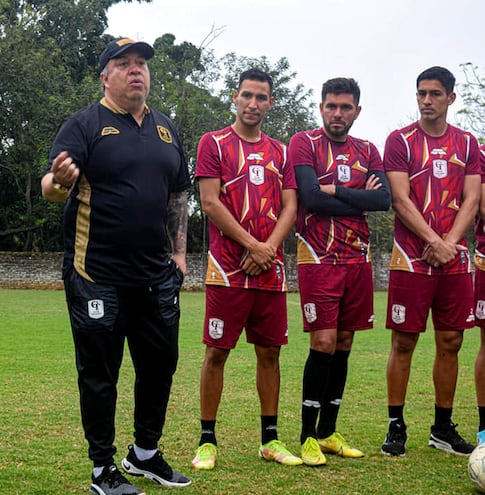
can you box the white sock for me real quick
[134,444,157,461]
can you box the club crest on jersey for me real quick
[157,125,173,143]
[433,159,447,179]
[208,318,224,339]
[337,164,351,183]
[250,165,265,185]
[304,303,317,323]
[391,304,406,324]
[101,126,120,136]
[88,299,104,320]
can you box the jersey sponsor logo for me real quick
[391,304,406,324]
[431,148,447,156]
[304,302,317,323]
[208,318,224,339]
[157,125,173,143]
[88,299,104,319]
[337,164,351,183]
[249,165,264,185]
[247,152,264,161]
[336,154,349,162]
[101,126,120,136]
[433,159,447,179]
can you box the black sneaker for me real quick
[121,445,191,488]
[90,464,145,495]
[429,422,475,456]
[381,421,407,456]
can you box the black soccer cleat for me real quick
[428,422,474,456]
[381,421,407,457]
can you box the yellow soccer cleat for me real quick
[318,432,364,458]
[301,437,327,466]
[191,443,217,470]
[258,439,303,466]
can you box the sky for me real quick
[107,0,484,151]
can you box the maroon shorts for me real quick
[387,271,475,333]
[475,268,485,329]
[203,286,288,349]
[298,263,374,332]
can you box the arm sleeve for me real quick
[295,165,364,216]
[335,169,391,211]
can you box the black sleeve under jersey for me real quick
[295,165,363,217]
[335,169,391,211]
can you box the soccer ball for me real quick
[468,444,485,493]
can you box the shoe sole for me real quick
[191,460,215,470]
[258,450,303,466]
[319,446,365,458]
[121,459,192,488]
[89,484,146,495]
[428,438,473,457]
[381,447,406,457]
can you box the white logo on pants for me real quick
[88,299,104,319]
[391,304,406,324]
[476,300,485,320]
[209,318,224,339]
[304,303,317,323]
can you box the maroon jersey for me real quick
[474,145,485,271]
[384,122,480,275]
[289,128,383,265]
[195,126,296,291]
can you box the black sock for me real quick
[200,419,217,446]
[300,349,333,444]
[479,406,485,432]
[317,350,350,439]
[388,405,404,424]
[261,415,278,445]
[434,405,452,427]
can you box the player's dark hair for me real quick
[238,68,274,94]
[321,78,361,105]
[417,66,455,94]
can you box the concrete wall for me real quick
[0,251,391,291]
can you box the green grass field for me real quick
[0,289,482,494]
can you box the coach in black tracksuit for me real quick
[41,38,191,495]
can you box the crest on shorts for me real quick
[475,301,485,320]
[88,299,104,319]
[208,318,224,339]
[304,303,317,323]
[157,125,173,143]
[249,165,264,185]
[433,159,447,179]
[391,304,406,325]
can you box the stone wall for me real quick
[0,251,391,291]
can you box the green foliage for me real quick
[221,52,318,144]
[0,289,480,494]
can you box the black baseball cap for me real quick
[99,37,154,73]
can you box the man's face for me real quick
[416,79,455,123]
[101,49,150,105]
[320,93,361,141]
[233,79,274,128]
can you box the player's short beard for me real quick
[323,120,354,140]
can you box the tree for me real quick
[0,0,152,251]
[221,53,318,145]
[457,63,485,141]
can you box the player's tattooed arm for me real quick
[167,191,188,275]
